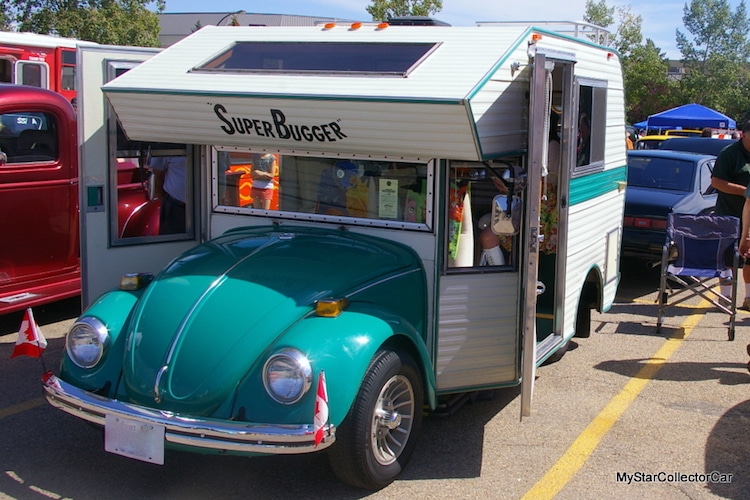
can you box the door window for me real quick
[17,61,48,89]
[701,160,716,196]
[0,58,12,83]
[446,161,519,270]
[0,112,56,164]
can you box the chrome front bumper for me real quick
[42,372,335,454]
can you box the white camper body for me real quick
[78,22,627,414]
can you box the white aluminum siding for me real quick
[436,272,520,390]
[102,25,544,161]
[105,92,481,160]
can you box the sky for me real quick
[159,0,746,60]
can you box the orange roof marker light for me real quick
[376,22,390,30]
[322,22,337,30]
[350,22,363,30]
[531,33,543,43]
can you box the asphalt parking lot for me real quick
[1,259,750,499]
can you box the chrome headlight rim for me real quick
[262,348,312,405]
[65,317,109,369]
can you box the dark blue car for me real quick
[658,137,733,156]
[623,150,717,261]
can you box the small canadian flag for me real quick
[11,308,47,359]
[313,370,329,446]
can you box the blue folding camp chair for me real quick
[656,213,740,340]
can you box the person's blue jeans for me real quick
[159,193,186,235]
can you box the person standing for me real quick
[712,120,750,308]
[251,153,278,210]
[576,113,591,166]
[151,155,187,234]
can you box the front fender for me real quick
[59,290,141,393]
[232,310,431,426]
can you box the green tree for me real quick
[583,0,642,58]
[366,0,443,22]
[0,0,165,47]
[0,9,10,31]
[623,41,676,122]
[611,7,644,58]
[675,0,750,120]
[583,0,614,38]
[584,0,668,123]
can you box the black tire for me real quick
[574,296,592,338]
[328,350,423,490]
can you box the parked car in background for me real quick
[0,32,97,102]
[635,135,683,149]
[623,149,717,261]
[658,137,733,156]
[626,124,638,142]
[663,129,704,137]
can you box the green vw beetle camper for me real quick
[43,21,627,490]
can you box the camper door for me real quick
[78,45,199,306]
[519,50,576,417]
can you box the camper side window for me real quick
[214,150,430,228]
[576,82,607,170]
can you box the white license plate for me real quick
[104,414,165,465]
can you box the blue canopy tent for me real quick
[634,104,736,130]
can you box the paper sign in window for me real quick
[378,179,398,219]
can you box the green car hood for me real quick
[121,226,420,414]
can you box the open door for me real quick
[520,50,577,418]
[519,52,547,418]
[78,45,200,307]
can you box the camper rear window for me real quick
[194,42,438,76]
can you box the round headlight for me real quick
[263,348,312,404]
[66,317,109,368]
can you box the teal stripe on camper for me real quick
[569,166,626,206]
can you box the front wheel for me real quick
[328,350,423,490]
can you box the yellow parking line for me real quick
[0,397,46,420]
[522,298,708,500]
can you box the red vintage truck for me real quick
[0,32,97,102]
[0,84,156,315]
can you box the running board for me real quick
[536,333,565,364]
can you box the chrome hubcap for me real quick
[370,374,415,466]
